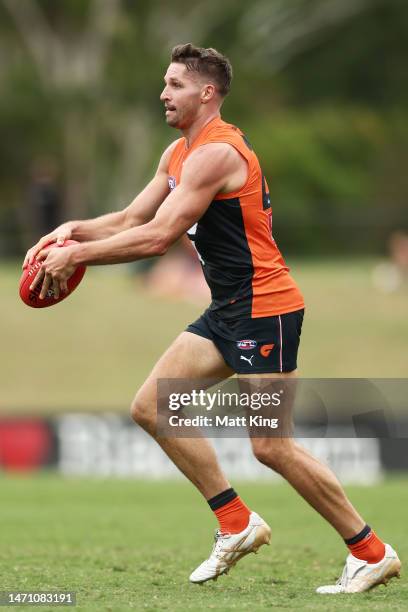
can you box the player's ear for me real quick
[201,83,216,103]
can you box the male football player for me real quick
[25,44,401,593]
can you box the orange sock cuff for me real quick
[213,495,251,534]
[347,529,385,564]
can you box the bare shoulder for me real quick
[158,138,183,173]
[182,143,246,192]
[194,142,241,165]
[186,143,242,175]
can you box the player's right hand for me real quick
[22,222,74,269]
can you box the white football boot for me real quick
[316,543,401,594]
[189,511,271,584]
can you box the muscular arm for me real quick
[23,140,178,268]
[32,143,245,298]
[72,141,178,240]
[69,143,241,265]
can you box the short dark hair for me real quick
[171,43,232,97]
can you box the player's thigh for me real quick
[239,370,298,466]
[149,331,234,380]
[131,331,233,422]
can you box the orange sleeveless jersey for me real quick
[167,117,304,319]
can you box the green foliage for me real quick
[244,108,405,252]
[283,0,408,108]
[0,0,407,254]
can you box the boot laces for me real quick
[337,564,349,587]
[212,530,231,559]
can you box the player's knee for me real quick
[252,440,295,474]
[130,393,156,433]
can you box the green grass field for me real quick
[0,475,406,611]
[1,258,408,413]
[1,258,407,610]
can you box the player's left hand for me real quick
[29,246,77,300]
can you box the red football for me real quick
[19,239,86,308]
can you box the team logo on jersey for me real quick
[168,176,176,190]
[237,339,257,350]
[260,343,275,357]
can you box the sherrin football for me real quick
[19,239,86,308]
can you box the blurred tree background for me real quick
[0,0,407,256]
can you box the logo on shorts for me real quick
[168,176,176,190]
[260,343,275,357]
[240,355,254,366]
[237,339,257,350]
